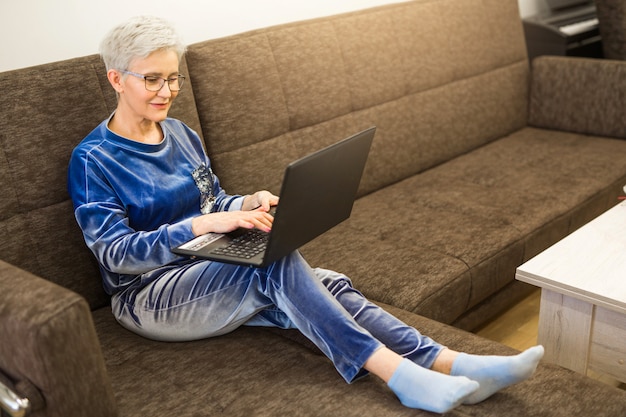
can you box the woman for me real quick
[68,16,543,414]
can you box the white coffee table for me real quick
[516,201,626,383]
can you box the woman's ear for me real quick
[107,69,124,94]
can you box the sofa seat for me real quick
[302,127,626,329]
[91,303,626,417]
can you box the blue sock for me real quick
[451,345,544,404]
[387,359,479,413]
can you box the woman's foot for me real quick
[450,345,544,404]
[388,359,479,413]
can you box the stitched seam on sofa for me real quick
[227,58,529,155]
[0,143,19,222]
[413,268,472,319]
[266,33,295,133]
[330,20,356,116]
[403,58,527,109]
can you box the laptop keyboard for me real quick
[212,229,269,259]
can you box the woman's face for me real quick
[115,48,181,124]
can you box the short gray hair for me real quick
[99,16,186,71]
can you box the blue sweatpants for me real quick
[112,251,444,383]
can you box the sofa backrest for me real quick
[0,0,528,310]
[185,0,530,198]
[0,55,203,310]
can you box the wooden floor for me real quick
[476,289,542,352]
[475,289,626,390]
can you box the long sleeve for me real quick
[67,117,242,294]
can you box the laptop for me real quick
[172,126,376,267]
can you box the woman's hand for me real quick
[191,209,274,236]
[191,191,279,237]
[241,190,279,212]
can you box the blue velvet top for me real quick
[68,117,244,295]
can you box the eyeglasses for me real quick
[119,70,186,92]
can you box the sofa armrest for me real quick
[529,56,626,138]
[0,260,118,417]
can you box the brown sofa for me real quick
[2,0,626,416]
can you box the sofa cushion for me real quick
[92,303,626,417]
[301,127,626,325]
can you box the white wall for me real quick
[1,0,545,72]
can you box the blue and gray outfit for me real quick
[68,116,443,383]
